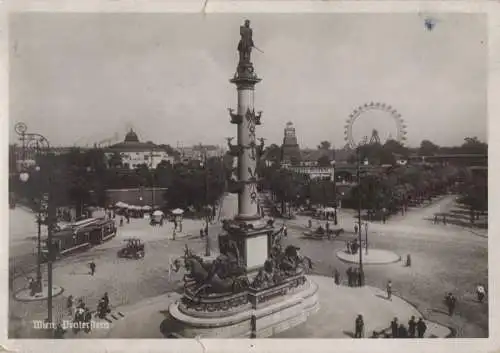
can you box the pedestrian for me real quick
[325,222,330,240]
[398,324,408,338]
[442,215,447,225]
[354,314,364,338]
[406,254,412,267]
[334,268,340,285]
[477,284,486,303]
[180,222,183,232]
[433,214,438,224]
[445,292,456,316]
[200,228,204,238]
[408,316,416,338]
[386,280,392,300]
[308,219,312,228]
[416,318,427,338]
[391,317,398,338]
[67,295,74,315]
[354,222,359,234]
[103,292,110,311]
[352,268,359,287]
[126,213,130,224]
[346,267,353,287]
[357,268,363,287]
[77,298,85,309]
[120,217,124,227]
[283,225,288,237]
[28,277,35,296]
[54,323,66,339]
[89,261,96,276]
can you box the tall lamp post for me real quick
[14,122,55,325]
[202,147,211,257]
[355,137,368,286]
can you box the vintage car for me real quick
[117,238,145,259]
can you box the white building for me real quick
[104,129,174,169]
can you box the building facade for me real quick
[104,129,174,169]
[279,122,335,180]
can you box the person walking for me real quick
[89,261,96,276]
[354,314,364,338]
[354,222,359,234]
[391,317,399,338]
[408,316,417,338]
[102,292,110,312]
[476,284,486,303]
[386,280,393,300]
[334,268,340,285]
[308,219,312,229]
[346,267,353,287]
[67,295,74,316]
[406,254,412,267]
[445,292,456,316]
[283,225,288,237]
[200,228,204,239]
[417,318,427,338]
[28,277,35,297]
[353,268,359,287]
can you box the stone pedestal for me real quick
[167,275,319,338]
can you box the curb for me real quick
[336,250,402,266]
[14,285,65,302]
[375,288,457,338]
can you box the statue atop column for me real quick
[238,20,254,65]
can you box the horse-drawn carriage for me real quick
[117,238,145,259]
[303,226,344,240]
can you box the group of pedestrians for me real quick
[346,266,363,287]
[389,316,427,338]
[353,315,427,338]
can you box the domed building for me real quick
[104,129,174,169]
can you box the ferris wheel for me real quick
[344,102,407,149]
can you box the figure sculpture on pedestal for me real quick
[238,20,254,65]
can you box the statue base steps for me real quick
[166,277,319,338]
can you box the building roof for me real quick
[104,128,169,153]
[124,129,139,142]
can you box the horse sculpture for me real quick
[183,247,249,296]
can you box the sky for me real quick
[9,13,487,149]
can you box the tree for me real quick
[317,155,331,167]
[461,137,487,155]
[317,141,331,151]
[419,140,440,156]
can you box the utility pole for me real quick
[203,147,211,257]
[357,146,364,287]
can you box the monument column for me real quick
[224,19,272,273]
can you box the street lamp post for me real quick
[14,122,55,326]
[355,138,367,287]
[202,148,211,257]
[14,123,50,294]
[364,222,369,255]
[356,148,364,286]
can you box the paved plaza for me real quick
[9,194,488,338]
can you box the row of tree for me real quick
[11,148,230,217]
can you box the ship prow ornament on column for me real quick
[166,20,319,339]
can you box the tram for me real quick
[41,218,117,261]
